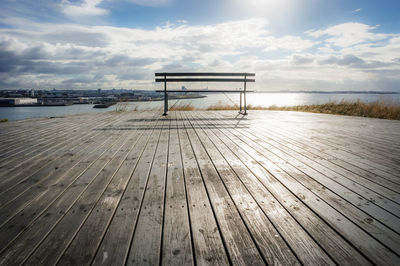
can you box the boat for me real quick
[93,102,115,108]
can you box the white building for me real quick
[0,98,38,106]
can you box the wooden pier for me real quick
[0,110,399,265]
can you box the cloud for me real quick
[318,54,365,66]
[290,54,314,65]
[352,8,362,13]
[61,0,108,16]
[307,23,389,47]
[0,18,399,91]
[263,36,315,52]
[44,30,110,47]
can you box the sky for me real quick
[0,0,399,91]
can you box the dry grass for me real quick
[263,100,400,120]
[207,104,239,110]
[202,99,400,120]
[169,103,196,111]
[166,100,400,120]
[114,103,139,112]
[114,103,128,113]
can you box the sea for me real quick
[1,92,399,121]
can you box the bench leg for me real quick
[163,77,168,115]
[163,93,168,116]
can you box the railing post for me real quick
[243,73,248,115]
[163,72,168,116]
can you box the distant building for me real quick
[8,93,23,98]
[0,98,37,106]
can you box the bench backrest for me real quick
[154,72,255,115]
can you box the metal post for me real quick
[163,73,168,116]
[239,91,242,113]
[243,73,248,115]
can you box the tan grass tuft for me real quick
[169,103,196,111]
[203,99,400,120]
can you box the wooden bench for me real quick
[155,72,255,115]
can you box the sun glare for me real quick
[248,0,288,10]
[233,0,295,25]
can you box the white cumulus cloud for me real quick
[61,0,108,16]
[307,22,389,47]
[0,18,399,91]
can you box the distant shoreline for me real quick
[0,95,207,107]
[252,91,399,94]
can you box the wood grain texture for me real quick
[0,110,399,265]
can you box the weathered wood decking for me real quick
[0,110,399,265]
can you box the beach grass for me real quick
[258,100,400,120]
[173,100,400,120]
[114,103,128,113]
[169,103,196,111]
[0,118,8,122]
[207,104,239,110]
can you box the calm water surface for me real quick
[1,93,399,121]
[0,104,110,121]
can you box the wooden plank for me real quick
[92,116,164,266]
[202,111,399,265]
[0,112,127,186]
[0,120,74,154]
[244,125,400,223]
[248,122,400,203]
[307,131,400,168]
[182,112,265,265]
[249,112,400,179]
[0,110,399,265]
[0,128,130,265]
[0,112,123,167]
[212,110,400,201]
[0,114,103,168]
[126,119,170,265]
[0,132,119,251]
[176,112,229,265]
[189,112,336,265]
[56,114,160,265]
[279,127,400,181]
[0,112,132,211]
[0,112,115,161]
[0,116,73,146]
[213,111,400,209]
[197,111,372,265]
[0,129,108,216]
[23,127,140,265]
[290,115,400,147]
[252,114,400,158]
[222,118,400,253]
[185,111,301,265]
[0,112,99,147]
[161,114,193,266]
[244,110,400,149]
